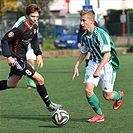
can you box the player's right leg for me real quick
[84,61,104,122]
[85,82,104,122]
[0,75,20,90]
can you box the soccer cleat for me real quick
[47,102,63,112]
[113,91,124,110]
[27,79,36,89]
[87,114,104,123]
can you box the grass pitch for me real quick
[0,54,132,133]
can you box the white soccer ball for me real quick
[52,109,69,126]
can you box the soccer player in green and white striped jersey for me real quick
[72,9,124,123]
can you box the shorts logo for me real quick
[85,75,89,80]
[8,32,14,38]
[104,87,107,90]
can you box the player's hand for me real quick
[36,55,43,68]
[7,57,16,66]
[77,43,81,48]
[72,66,79,80]
[93,69,100,78]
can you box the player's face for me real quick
[80,14,94,33]
[26,11,39,26]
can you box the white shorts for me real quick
[84,60,116,92]
[26,49,36,60]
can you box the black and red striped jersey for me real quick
[1,21,42,58]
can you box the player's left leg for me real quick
[101,64,124,110]
[31,72,63,112]
[22,62,63,111]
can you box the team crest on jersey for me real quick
[8,31,14,38]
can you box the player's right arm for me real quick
[7,56,16,67]
[1,28,22,58]
[72,53,86,80]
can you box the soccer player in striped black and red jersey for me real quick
[0,4,63,112]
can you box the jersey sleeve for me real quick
[31,30,42,56]
[99,32,111,54]
[1,28,22,57]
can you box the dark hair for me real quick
[26,4,41,15]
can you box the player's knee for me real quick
[85,87,93,97]
[35,76,44,85]
[32,72,44,85]
[103,92,112,100]
[103,96,110,100]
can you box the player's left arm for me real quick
[93,52,111,78]
[93,31,111,78]
[31,30,42,56]
[36,55,43,68]
[31,33,43,68]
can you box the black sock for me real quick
[36,84,51,107]
[0,80,8,90]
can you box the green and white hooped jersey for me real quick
[81,26,119,70]
[12,16,39,51]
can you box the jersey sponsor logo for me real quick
[22,38,32,45]
[8,31,14,38]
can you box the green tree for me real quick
[1,0,54,17]
[18,0,54,22]
[20,0,54,11]
[19,0,55,38]
[0,0,5,16]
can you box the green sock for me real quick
[86,93,103,116]
[112,91,122,101]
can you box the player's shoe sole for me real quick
[27,84,36,89]
[87,114,104,123]
[27,82,36,89]
[113,91,124,110]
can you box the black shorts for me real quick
[9,57,35,79]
